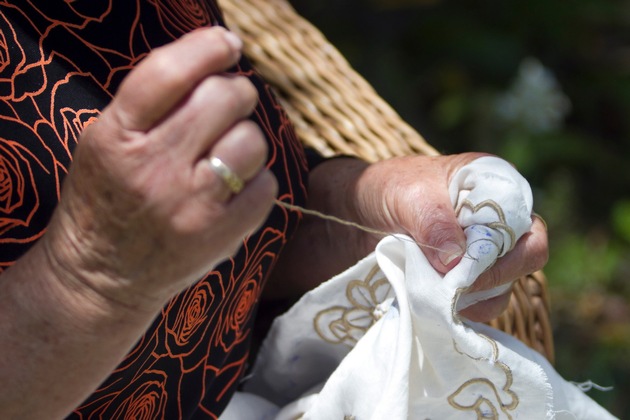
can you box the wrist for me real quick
[307,156,376,258]
[264,156,372,298]
[40,211,168,319]
[0,228,166,418]
[307,156,369,219]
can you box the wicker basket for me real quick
[219,0,554,363]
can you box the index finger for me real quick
[470,216,549,293]
[110,26,243,132]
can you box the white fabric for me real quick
[221,157,615,420]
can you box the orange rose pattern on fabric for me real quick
[0,1,308,418]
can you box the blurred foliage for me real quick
[291,0,630,417]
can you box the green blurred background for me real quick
[292,0,630,417]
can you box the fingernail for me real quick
[438,243,465,267]
[223,31,243,52]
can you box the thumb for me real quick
[413,203,466,274]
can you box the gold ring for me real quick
[208,156,244,194]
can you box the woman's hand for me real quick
[0,27,278,419]
[349,154,548,322]
[45,27,278,313]
[268,153,547,323]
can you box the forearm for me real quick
[0,239,162,419]
[265,157,373,299]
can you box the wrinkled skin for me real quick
[0,27,278,418]
[269,155,548,323]
[45,27,278,312]
[0,26,548,419]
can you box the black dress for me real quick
[0,1,308,417]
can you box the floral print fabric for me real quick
[0,0,308,418]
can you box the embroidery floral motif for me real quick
[314,264,393,346]
[448,296,519,419]
[456,199,517,254]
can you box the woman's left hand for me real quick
[267,153,548,322]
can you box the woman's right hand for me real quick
[43,27,277,313]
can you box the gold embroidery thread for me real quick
[314,264,392,346]
[456,199,517,254]
[448,332,519,418]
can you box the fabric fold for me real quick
[220,157,616,420]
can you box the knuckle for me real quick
[198,27,234,59]
[205,76,258,115]
[472,263,505,292]
[234,118,262,137]
[525,230,550,273]
[235,120,267,154]
[485,265,505,289]
[149,49,191,89]
[529,243,549,273]
[257,169,278,200]
[233,76,259,109]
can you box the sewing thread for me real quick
[274,199,471,258]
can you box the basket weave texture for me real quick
[220,0,554,363]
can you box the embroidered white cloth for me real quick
[221,157,615,420]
